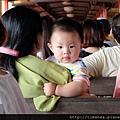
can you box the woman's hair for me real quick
[112,13,120,44]
[0,6,42,80]
[98,19,112,41]
[41,15,53,58]
[83,19,105,48]
[49,17,83,43]
[0,19,7,46]
[98,19,111,36]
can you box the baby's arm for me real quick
[55,80,88,97]
[44,60,91,97]
[44,79,88,97]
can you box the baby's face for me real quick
[48,30,83,63]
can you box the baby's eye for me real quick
[70,46,75,48]
[57,46,62,49]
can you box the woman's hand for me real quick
[43,82,57,96]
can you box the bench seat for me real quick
[25,77,119,114]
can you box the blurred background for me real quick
[0,0,119,24]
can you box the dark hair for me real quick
[50,17,83,43]
[83,19,105,48]
[0,19,7,46]
[112,13,120,44]
[41,15,53,58]
[98,19,111,36]
[0,6,42,80]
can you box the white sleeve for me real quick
[82,50,104,77]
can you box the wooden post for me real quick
[102,8,107,19]
[97,9,103,18]
[4,0,8,12]
[96,13,100,19]
[0,0,2,16]
[119,0,120,13]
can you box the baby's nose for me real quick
[63,48,70,54]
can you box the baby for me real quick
[44,17,96,98]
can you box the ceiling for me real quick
[11,0,118,23]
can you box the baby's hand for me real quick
[43,82,56,96]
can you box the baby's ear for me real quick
[47,43,53,52]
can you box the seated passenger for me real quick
[82,13,120,77]
[0,19,30,114]
[98,18,117,47]
[79,19,104,58]
[37,15,53,59]
[1,6,93,112]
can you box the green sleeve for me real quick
[16,55,71,111]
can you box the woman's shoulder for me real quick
[16,55,70,76]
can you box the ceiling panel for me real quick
[11,0,118,23]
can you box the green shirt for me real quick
[16,55,71,111]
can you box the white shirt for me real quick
[83,46,120,77]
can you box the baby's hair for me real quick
[50,17,83,43]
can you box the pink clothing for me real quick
[0,46,19,57]
[113,66,120,97]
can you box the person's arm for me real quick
[44,60,90,97]
[44,62,90,97]
[55,80,88,97]
[44,80,87,97]
[55,61,90,97]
